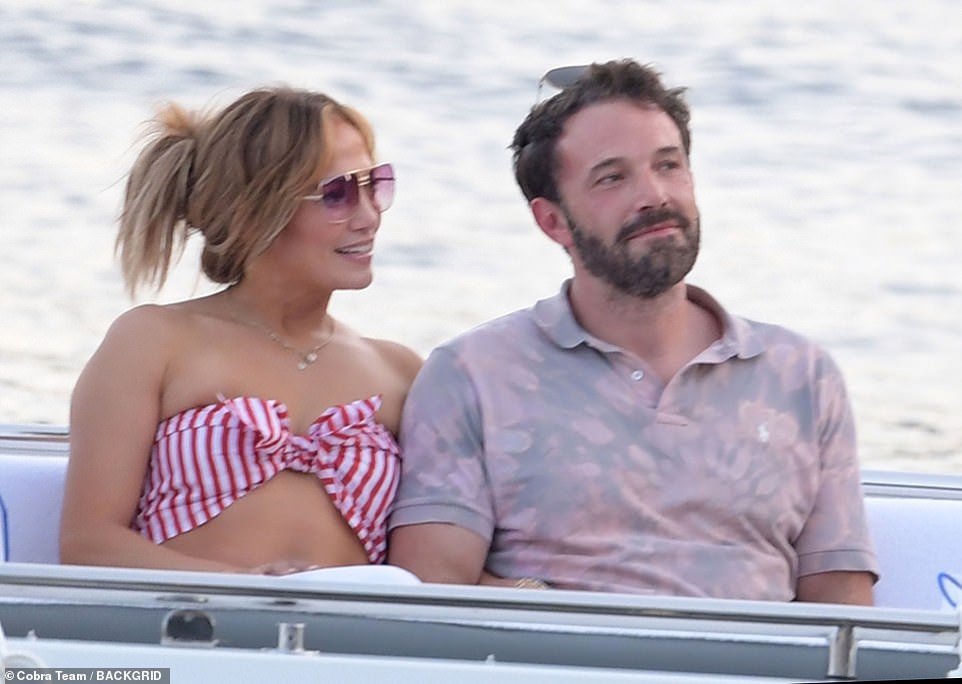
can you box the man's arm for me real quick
[388,523,489,584]
[388,342,497,584]
[793,350,879,606]
[796,570,875,605]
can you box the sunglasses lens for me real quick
[370,163,395,212]
[307,163,394,221]
[319,175,359,221]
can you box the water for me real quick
[1,0,960,473]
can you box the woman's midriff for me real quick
[159,470,370,569]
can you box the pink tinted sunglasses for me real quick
[302,162,395,223]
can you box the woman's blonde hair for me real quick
[116,86,375,295]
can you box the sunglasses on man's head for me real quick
[536,65,589,103]
[302,162,395,223]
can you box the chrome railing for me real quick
[0,563,959,680]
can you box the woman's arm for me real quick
[60,306,239,573]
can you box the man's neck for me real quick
[567,277,720,383]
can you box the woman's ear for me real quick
[530,197,574,249]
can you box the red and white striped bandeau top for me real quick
[132,394,400,564]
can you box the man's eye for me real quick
[597,173,624,185]
[657,160,683,171]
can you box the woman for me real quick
[60,87,421,574]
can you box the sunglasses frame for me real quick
[302,162,395,223]
[536,64,589,103]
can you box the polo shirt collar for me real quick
[532,279,766,360]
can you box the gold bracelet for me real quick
[514,577,549,590]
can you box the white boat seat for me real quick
[0,454,66,564]
[865,494,961,610]
[0,449,959,610]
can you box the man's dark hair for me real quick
[511,59,691,203]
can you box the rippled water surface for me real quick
[1,0,960,472]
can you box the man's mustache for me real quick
[616,209,690,244]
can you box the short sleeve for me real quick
[387,346,495,541]
[795,351,880,581]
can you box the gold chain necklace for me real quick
[230,294,336,370]
[256,317,336,370]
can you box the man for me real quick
[388,59,877,604]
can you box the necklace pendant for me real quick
[230,295,334,371]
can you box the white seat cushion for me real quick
[0,454,67,564]
[867,495,962,610]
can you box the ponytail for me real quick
[116,102,200,296]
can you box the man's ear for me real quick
[531,197,574,249]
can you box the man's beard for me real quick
[566,207,700,299]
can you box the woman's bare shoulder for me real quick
[370,337,423,380]
[107,298,219,338]
[97,304,175,348]
[338,322,423,382]
[88,301,219,377]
